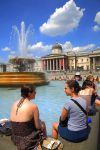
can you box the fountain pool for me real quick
[0,81,100,135]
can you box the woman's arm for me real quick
[33,105,41,129]
[95,99,100,106]
[60,107,69,121]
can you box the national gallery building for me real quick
[41,43,100,73]
[0,43,100,75]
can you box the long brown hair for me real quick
[66,80,81,94]
[16,85,36,114]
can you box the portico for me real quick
[41,43,68,72]
[42,54,68,72]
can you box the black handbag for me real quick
[59,116,68,127]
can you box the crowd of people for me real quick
[0,74,100,150]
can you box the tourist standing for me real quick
[86,75,98,92]
[74,72,82,82]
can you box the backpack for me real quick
[0,121,12,136]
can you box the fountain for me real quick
[0,21,48,87]
[12,21,33,57]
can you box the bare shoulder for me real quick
[29,103,39,112]
[79,89,92,95]
[11,100,19,109]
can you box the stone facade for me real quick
[0,45,100,74]
[41,44,68,72]
[0,63,7,72]
[89,49,100,72]
[42,44,100,73]
[68,53,90,71]
[34,58,43,72]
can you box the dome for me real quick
[52,43,62,54]
[52,43,62,50]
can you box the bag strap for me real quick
[71,99,87,116]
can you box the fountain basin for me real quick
[0,72,49,87]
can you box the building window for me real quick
[81,59,83,62]
[72,66,74,70]
[87,59,88,62]
[87,65,89,70]
[96,57,100,62]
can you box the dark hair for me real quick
[21,85,36,98]
[66,80,81,94]
[16,85,36,115]
[86,75,94,81]
[82,80,95,90]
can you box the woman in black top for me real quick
[10,85,47,150]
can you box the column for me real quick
[74,57,76,71]
[56,59,58,70]
[42,60,44,70]
[93,57,95,71]
[89,58,91,72]
[59,59,61,70]
[58,59,59,70]
[51,59,53,70]
[44,60,46,70]
[50,59,52,71]
[47,59,49,71]
[53,59,55,70]
[63,58,65,70]
[45,60,46,70]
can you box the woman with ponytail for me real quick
[10,85,47,150]
[52,80,90,142]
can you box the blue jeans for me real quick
[58,125,91,143]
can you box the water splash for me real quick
[11,21,33,57]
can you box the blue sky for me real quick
[0,0,100,62]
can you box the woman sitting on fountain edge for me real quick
[10,85,47,150]
[52,80,90,142]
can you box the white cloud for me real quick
[28,42,52,52]
[10,51,16,54]
[93,11,100,32]
[93,25,100,32]
[62,41,73,52]
[8,51,17,59]
[28,41,96,55]
[8,54,16,59]
[2,47,11,51]
[7,51,16,60]
[73,44,95,52]
[40,0,84,36]
[94,11,100,25]
[62,41,95,52]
